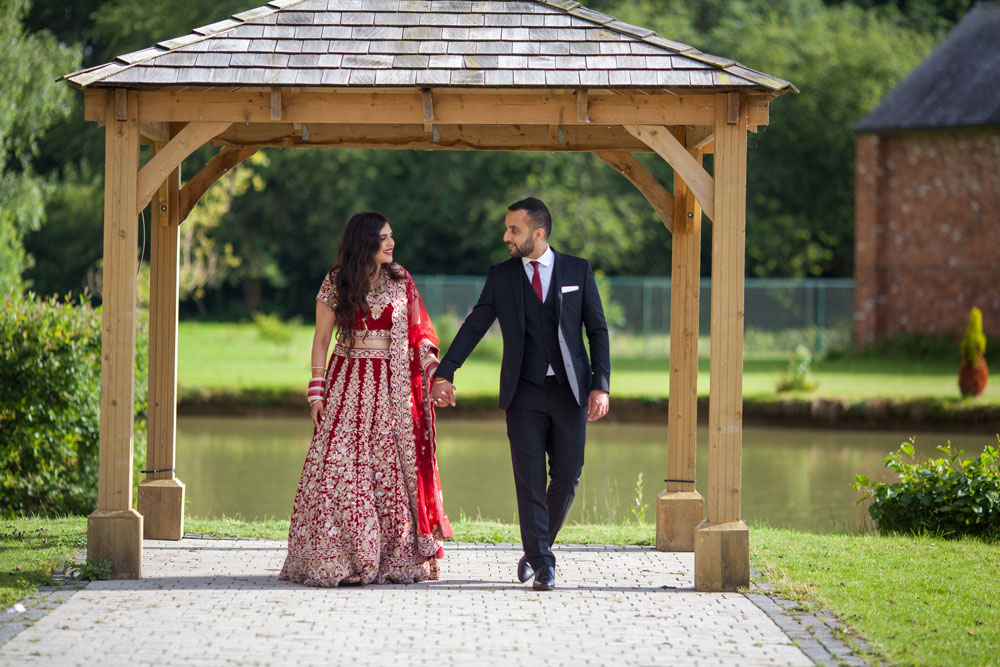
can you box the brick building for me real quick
[853,2,1000,345]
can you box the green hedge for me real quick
[0,293,147,516]
[854,440,1000,540]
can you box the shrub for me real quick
[251,311,302,346]
[0,292,147,517]
[829,330,959,361]
[775,344,818,392]
[853,439,1000,540]
[961,307,987,365]
[959,307,988,398]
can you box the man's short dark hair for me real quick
[508,197,552,239]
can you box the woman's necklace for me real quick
[367,268,390,321]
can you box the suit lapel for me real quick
[551,249,563,320]
[511,258,525,332]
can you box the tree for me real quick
[705,0,935,276]
[0,0,81,293]
[596,0,936,277]
[180,153,268,312]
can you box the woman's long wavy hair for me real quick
[329,212,404,347]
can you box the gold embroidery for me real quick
[280,272,442,587]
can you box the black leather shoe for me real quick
[532,566,555,591]
[517,555,534,583]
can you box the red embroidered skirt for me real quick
[279,345,437,586]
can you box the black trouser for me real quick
[505,376,587,570]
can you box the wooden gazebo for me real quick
[63,0,794,591]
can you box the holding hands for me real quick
[429,374,456,408]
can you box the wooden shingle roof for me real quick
[65,0,794,92]
[856,1,1000,132]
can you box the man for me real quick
[430,197,611,591]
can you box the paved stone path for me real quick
[0,539,824,666]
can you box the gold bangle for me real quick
[432,378,449,384]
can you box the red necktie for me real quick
[530,260,543,302]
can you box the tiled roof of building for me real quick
[65,0,794,92]
[856,1,1000,131]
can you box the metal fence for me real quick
[412,275,855,355]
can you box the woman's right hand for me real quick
[311,400,325,429]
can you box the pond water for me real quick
[175,416,996,533]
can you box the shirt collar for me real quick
[521,244,553,268]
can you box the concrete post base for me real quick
[137,478,186,540]
[693,520,749,592]
[87,509,143,579]
[655,490,704,552]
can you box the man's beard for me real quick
[508,237,535,258]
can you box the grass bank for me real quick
[3,516,997,665]
[176,321,1000,427]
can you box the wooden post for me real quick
[136,134,185,541]
[694,93,749,592]
[657,127,705,552]
[88,89,143,578]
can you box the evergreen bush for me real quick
[0,293,147,516]
[959,307,988,397]
[854,439,1000,540]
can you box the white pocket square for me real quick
[561,285,579,293]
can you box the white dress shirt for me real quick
[521,244,554,303]
[521,244,556,375]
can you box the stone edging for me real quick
[749,569,876,666]
[0,584,81,649]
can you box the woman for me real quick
[279,212,451,587]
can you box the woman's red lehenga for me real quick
[279,268,452,586]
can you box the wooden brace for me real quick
[178,145,260,223]
[624,124,715,222]
[135,121,233,218]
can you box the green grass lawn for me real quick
[0,517,86,607]
[4,515,997,665]
[751,525,1000,667]
[177,321,1000,403]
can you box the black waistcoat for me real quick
[520,270,567,385]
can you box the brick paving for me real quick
[0,538,824,666]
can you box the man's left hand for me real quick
[587,390,609,422]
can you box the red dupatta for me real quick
[403,273,453,544]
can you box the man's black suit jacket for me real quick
[435,249,610,410]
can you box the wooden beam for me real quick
[727,92,741,124]
[139,121,170,144]
[593,151,672,232]
[576,89,590,123]
[209,123,655,152]
[270,87,281,121]
[685,125,714,151]
[114,88,127,121]
[657,126,705,553]
[625,124,715,222]
[136,134,186,541]
[89,87,143,579]
[132,90,750,126]
[84,89,107,126]
[135,121,232,217]
[707,92,748,525]
[98,89,140,512]
[422,88,434,132]
[667,126,702,495]
[178,145,260,223]
[694,92,750,592]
